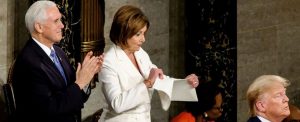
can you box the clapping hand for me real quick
[75,51,104,89]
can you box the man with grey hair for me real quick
[11,1,103,122]
[246,75,290,122]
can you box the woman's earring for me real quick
[203,112,208,118]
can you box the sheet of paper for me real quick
[171,79,198,101]
[152,76,174,110]
[152,77,198,110]
[152,76,174,98]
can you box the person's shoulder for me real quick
[171,111,195,122]
[104,45,115,56]
[20,39,35,52]
[101,45,119,67]
[247,116,261,122]
[16,39,37,59]
[14,39,40,66]
[103,45,118,61]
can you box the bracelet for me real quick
[144,79,153,88]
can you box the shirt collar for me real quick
[32,37,54,57]
[257,116,271,122]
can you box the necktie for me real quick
[50,49,67,84]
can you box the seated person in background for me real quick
[171,81,223,122]
[246,75,290,122]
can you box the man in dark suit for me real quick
[11,1,103,122]
[247,116,263,122]
[246,75,290,122]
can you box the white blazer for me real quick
[98,44,171,122]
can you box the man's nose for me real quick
[61,23,64,29]
[59,21,64,28]
[284,95,289,102]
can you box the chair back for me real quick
[3,83,16,121]
[92,108,103,122]
[3,60,16,121]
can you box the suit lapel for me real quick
[30,40,67,87]
[41,57,67,87]
[114,45,143,77]
[113,45,144,87]
[134,50,150,79]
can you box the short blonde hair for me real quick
[246,75,290,116]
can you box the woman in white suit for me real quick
[98,5,199,122]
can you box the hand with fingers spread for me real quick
[185,74,199,88]
[75,51,104,89]
[144,68,164,88]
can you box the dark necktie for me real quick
[50,49,67,84]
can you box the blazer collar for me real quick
[112,44,146,79]
[114,44,129,61]
[113,44,144,62]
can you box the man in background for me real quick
[12,1,103,122]
[246,75,290,122]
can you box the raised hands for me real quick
[185,74,199,88]
[75,51,104,89]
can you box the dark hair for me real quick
[109,5,150,47]
[185,81,223,117]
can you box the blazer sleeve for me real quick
[98,64,150,113]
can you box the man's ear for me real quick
[255,100,266,112]
[34,23,43,33]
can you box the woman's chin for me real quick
[136,47,141,51]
